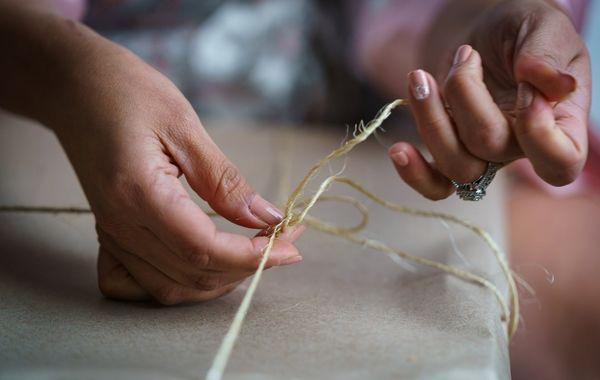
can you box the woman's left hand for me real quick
[389,0,591,200]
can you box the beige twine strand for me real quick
[0,99,518,380]
[205,99,518,380]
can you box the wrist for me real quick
[29,17,112,131]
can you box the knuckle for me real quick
[419,114,450,136]
[424,114,448,129]
[154,285,183,305]
[213,161,248,203]
[467,122,508,157]
[444,71,471,97]
[192,273,222,291]
[185,246,213,268]
[161,94,196,126]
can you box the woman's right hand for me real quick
[50,26,304,304]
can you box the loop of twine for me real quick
[205,99,518,380]
[0,99,518,380]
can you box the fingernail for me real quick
[391,151,409,167]
[249,195,284,225]
[280,255,303,266]
[453,45,472,66]
[516,82,534,110]
[409,70,430,101]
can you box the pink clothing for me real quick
[45,0,86,20]
[351,0,446,79]
[555,0,588,31]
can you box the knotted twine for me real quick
[0,99,519,380]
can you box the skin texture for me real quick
[386,0,591,200]
[0,2,304,304]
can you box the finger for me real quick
[139,175,301,272]
[389,142,454,200]
[103,226,255,291]
[513,10,579,101]
[514,82,587,186]
[254,224,306,242]
[107,240,240,305]
[511,6,590,186]
[97,246,150,301]
[407,69,486,183]
[160,116,283,229]
[515,56,576,101]
[213,232,303,270]
[444,45,521,161]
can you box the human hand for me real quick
[55,41,304,304]
[389,0,590,200]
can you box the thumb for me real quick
[514,82,586,186]
[167,126,283,229]
[513,11,578,101]
[515,55,576,102]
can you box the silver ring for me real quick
[450,162,499,201]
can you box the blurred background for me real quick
[82,0,393,125]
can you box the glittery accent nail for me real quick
[409,70,430,101]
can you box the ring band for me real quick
[450,162,499,201]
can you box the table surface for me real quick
[0,113,510,380]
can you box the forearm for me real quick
[0,1,109,129]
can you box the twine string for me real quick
[0,99,518,380]
[206,99,517,380]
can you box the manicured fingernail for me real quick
[409,70,430,101]
[453,45,472,66]
[391,151,409,167]
[516,82,534,110]
[280,255,303,266]
[250,195,284,225]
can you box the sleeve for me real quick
[554,0,587,32]
[350,0,448,80]
[43,0,87,20]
